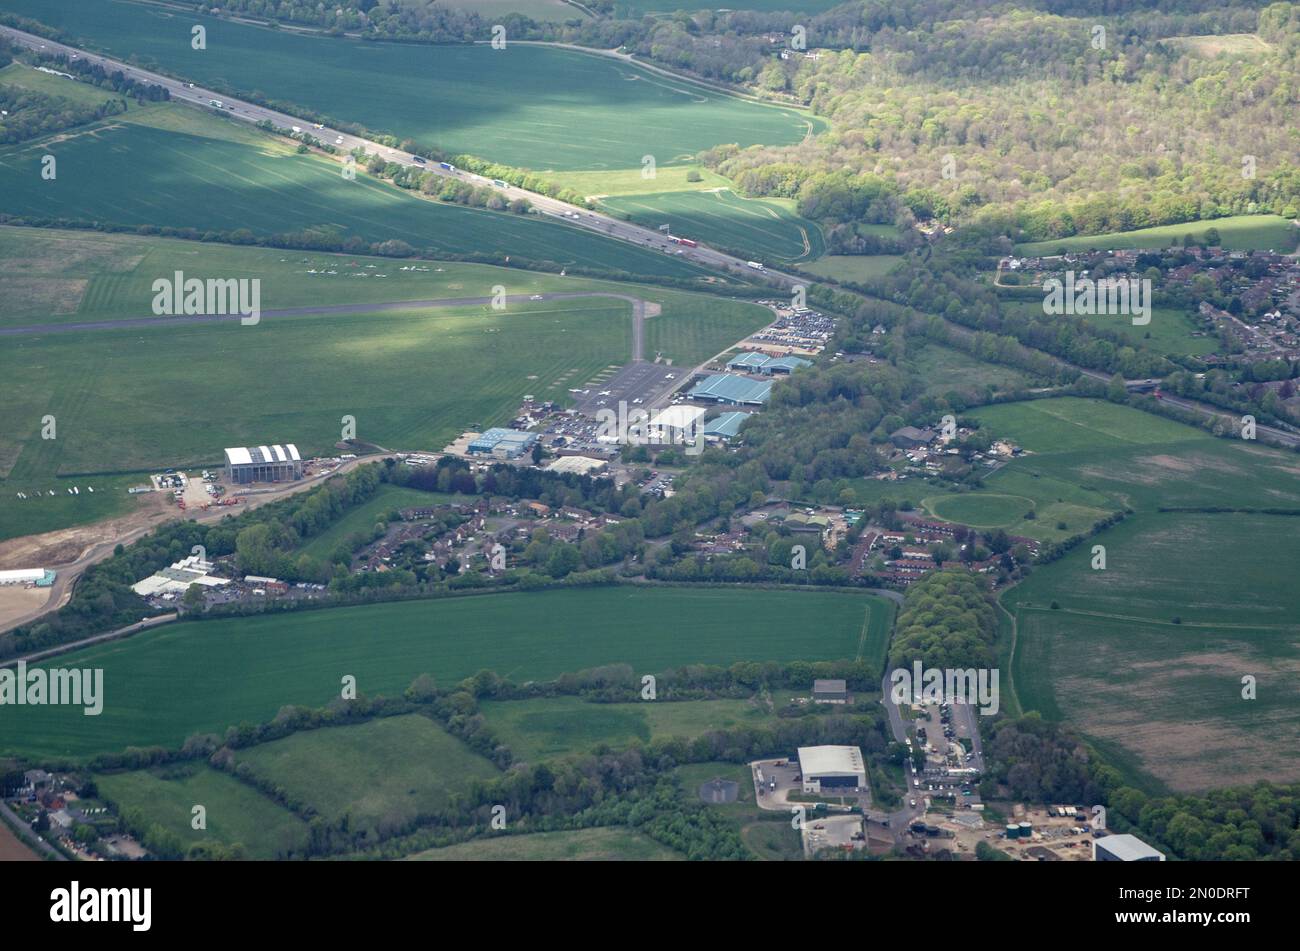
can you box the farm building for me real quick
[890,426,937,449]
[688,373,773,406]
[132,556,229,597]
[703,411,751,440]
[0,568,55,587]
[798,745,866,794]
[785,513,830,536]
[468,428,538,459]
[224,444,302,484]
[1094,834,1165,862]
[813,679,848,704]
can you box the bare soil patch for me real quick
[0,820,40,861]
[0,586,51,630]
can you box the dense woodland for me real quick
[888,570,999,670]
[163,1,1300,245]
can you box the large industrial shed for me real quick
[798,745,867,794]
[688,373,773,406]
[224,445,303,485]
[468,428,539,459]
[1093,834,1165,862]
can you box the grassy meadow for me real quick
[480,696,773,762]
[231,715,500,836]
[800,255,903,283]
[95,763,310,859]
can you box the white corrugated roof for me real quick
[650,405,706,428]
[798,745,865,778]
[226,445,301,466]
[1095,834,1164,861]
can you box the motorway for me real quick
[5,22,1298,452]
[0,24,789,288]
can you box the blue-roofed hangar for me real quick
[688,373,772,406]
[704,411,752,440]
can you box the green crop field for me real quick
[1014,214,1298,255]
[800,255,903,284]
[0,105,711,280]
[0,228,772,479]
[1003,511,1300,793]
[0,587,888,761]
[407,827,682,861]
[600,189,824,264]
[480,696,772,762]
[1,0,817,172]
[232,715,500,836]
[95,763,310,859]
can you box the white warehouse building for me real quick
[224,445,303,485]
[798,745,867,794]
